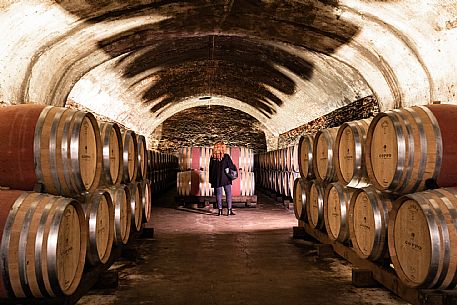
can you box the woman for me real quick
[209,141,236,216]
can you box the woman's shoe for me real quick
[217,209,223,216]
[228,208,235,216]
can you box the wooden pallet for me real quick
[176,195,257,208]
[294,221,457,305]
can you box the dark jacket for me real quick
[209,154,236,188]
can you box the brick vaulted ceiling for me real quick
[0,0,457,144]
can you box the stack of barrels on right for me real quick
[293,103,457,290]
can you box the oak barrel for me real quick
[288,144,300,173]
[348,186,393,261]
[121,129,138,184]
[136,134,148,180]
[287,172,300,199]
[363,105,457,194]
[147,150,153,180]
[99,122,123,185]
[307,181,326,230]
[106,185,131,245]
[0,105,102,197]
[140,180,151,223]
[324,182,355,242]
[388,188,457,289]
[334,119,371,188]
[293,178,311,221]
[178,146,212,171]
[83,190,114,266]
[313,128,338,183]
[128,182,143,232]
[0,190,87,298]
[298,134,314,179]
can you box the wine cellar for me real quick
[1,1,457,305]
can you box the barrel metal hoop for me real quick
[416,105,443,182]
[47,198,68,295]
[101,123,114,184]
[423,193,450,288]
[50,108,69,195]
[70,111,87,193]
[362,189,384,260]
[61,109,78,195]
[435,188,457,288]
[387,111,406,191]
[403,107,427,193]
[323,131,334,182]
[0,192,29,297]
[18,193,44,297]
[391,109,415,193]
[34,106,53,187]
[86,192,101,264]
[352,122,363,185]
[34,198,55,297]
[123,133,132,182]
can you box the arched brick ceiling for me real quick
[0,0,456,141]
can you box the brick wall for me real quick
[151,105,267,154]
[278,95,379,148]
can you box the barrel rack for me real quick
[0,221,154,305]
[294,221,457,305]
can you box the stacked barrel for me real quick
[177,146,255,197]
[254,144,300,199]
[147,150,178,195]
[0,104,152,300]
[291,103,457,291]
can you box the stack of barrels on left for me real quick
[0,104,150,301]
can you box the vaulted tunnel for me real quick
[2,0,454,151]
[1,2,457,305]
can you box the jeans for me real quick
[214,184,232,209]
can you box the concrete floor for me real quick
[77,189,409,305]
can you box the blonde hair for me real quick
[212,141,226,160]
